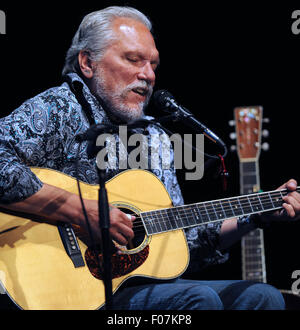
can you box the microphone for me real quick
[153,90,226,149]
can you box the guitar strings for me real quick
[74,188,297,237]
[130,188,297,235]
[76,187,298,241]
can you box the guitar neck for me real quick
[141,186,299,235]
[240,160,260,195]
[240,160,267,282]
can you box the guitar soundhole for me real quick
[85,208,149,280]
[127,209,146,250]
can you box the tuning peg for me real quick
[263,118,270,124]
[261,142,269,151]
[262,129,269,138]
[229,132,236,140]
[230,145,237,152]
[228,120,236,127]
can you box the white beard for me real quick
[92,69,153,123]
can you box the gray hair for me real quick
[62,6,152,76]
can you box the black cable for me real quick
[149,118,228,160]
[75,141,97,249]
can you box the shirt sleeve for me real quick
[0,97,61,204]
[184,222,229,274]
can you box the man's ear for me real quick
[78,50,94,79]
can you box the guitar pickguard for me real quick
[85,245,150,280]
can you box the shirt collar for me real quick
[63,72,109,124]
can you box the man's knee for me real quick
[249,283,285,310]
[182,285,224,310]
[227,282,285,310]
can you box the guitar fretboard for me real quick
[242,228,266,282]
[141,187,299,235]
[240,161,260,195]
[240,160,266,282]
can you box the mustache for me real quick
[124,81,153,98]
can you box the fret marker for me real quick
[192,209,199,220]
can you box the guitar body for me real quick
[0,168,189,310]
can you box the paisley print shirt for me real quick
[0,72,228,273]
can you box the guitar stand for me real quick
[97,167,114,310]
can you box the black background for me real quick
[1,0,300,307]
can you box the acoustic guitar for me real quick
[231,106,268,282]
[0,167,298,309]
[232,106,300,309]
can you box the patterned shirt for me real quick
[0,72,228,273]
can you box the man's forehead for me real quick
[110,17,159,58]
[112,17,154,43]
[118,22,138,37]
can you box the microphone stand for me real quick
[74,136,114,310]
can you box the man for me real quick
[0,6,299,310]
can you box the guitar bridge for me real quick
[57,222,85,268]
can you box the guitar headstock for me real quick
[229,106,269,161]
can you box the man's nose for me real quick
[137,62,156,85]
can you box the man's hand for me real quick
[255,179,300,225]
[219,179,300,250]
[108,205,136,246]
[82,200,135,246]
[279,179,300,219]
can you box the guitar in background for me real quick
[230,106,269,283]
[230,106,300,309]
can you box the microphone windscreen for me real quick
[153,90,174,109]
